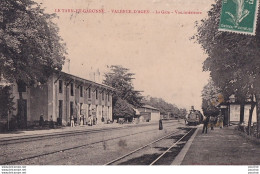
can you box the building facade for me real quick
[220,95,257,126]
[7,71,114,128]
[228,103,257,125]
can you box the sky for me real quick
[36,0,215,110]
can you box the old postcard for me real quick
[1,0,260,173]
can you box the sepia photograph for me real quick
[0,0,260,173]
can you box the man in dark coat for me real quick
[39,114,44,127]
[159,119,163,130]
[202,116,210,134]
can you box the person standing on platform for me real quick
[202,116,209,134]
[89,116,93,126]
[49,115,54,128]
[159,119,163,130]
[218,115,224,128]
[39,114,44,127]
[80,115,84,126]
[71,115,75,127]
[210,116,215,130]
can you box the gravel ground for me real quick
[0,120,185,165]
[111,128,193,165]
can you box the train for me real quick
[186,106,204,126]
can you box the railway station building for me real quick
[220,95,257,126]
[1,71,114,128]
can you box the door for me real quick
[17,99,27,128]
[58,100,63,125]
[222,108,228,126]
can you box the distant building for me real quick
[137,105,160,122]
[160,112,171,120]
[220,95,257,126]
[1,71,114,128]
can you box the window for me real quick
[80,86,83,97]
[102,92,104,100]
[107,94,109,101]
[88,88,91,98]
[70,83,74,96]
[59,80,63,93]
[96,90,98,99]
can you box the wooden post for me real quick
[7,111,9,131]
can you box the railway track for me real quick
[105,128,196,165]
[1,122,184,165]
[0,120,182,145]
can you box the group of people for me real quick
[70,115,98,127]
[202,115,224,134]
[39,114,94,128]
[70,115,85,127]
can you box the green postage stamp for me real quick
[219,0,259,35]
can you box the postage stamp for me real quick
[219,0,259,35]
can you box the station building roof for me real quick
[55,71,115,91]
[0,71,115,91]
[139,104,160,111]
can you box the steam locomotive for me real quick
[186,106,203,126]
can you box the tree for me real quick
[1,0,66,84]
[1,0,67,128]
[113,98,136,121]
[0,85,16,131]
[0,86,15,118]
[195,0,260,137]
[179,108,188,119]
[103,65,143,119]
[201,79,223,117]
[142,96,181,118]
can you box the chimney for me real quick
[63,58,70,73]
[89,67,95,82]
[67,59,70,73]
[96,68,100,83]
